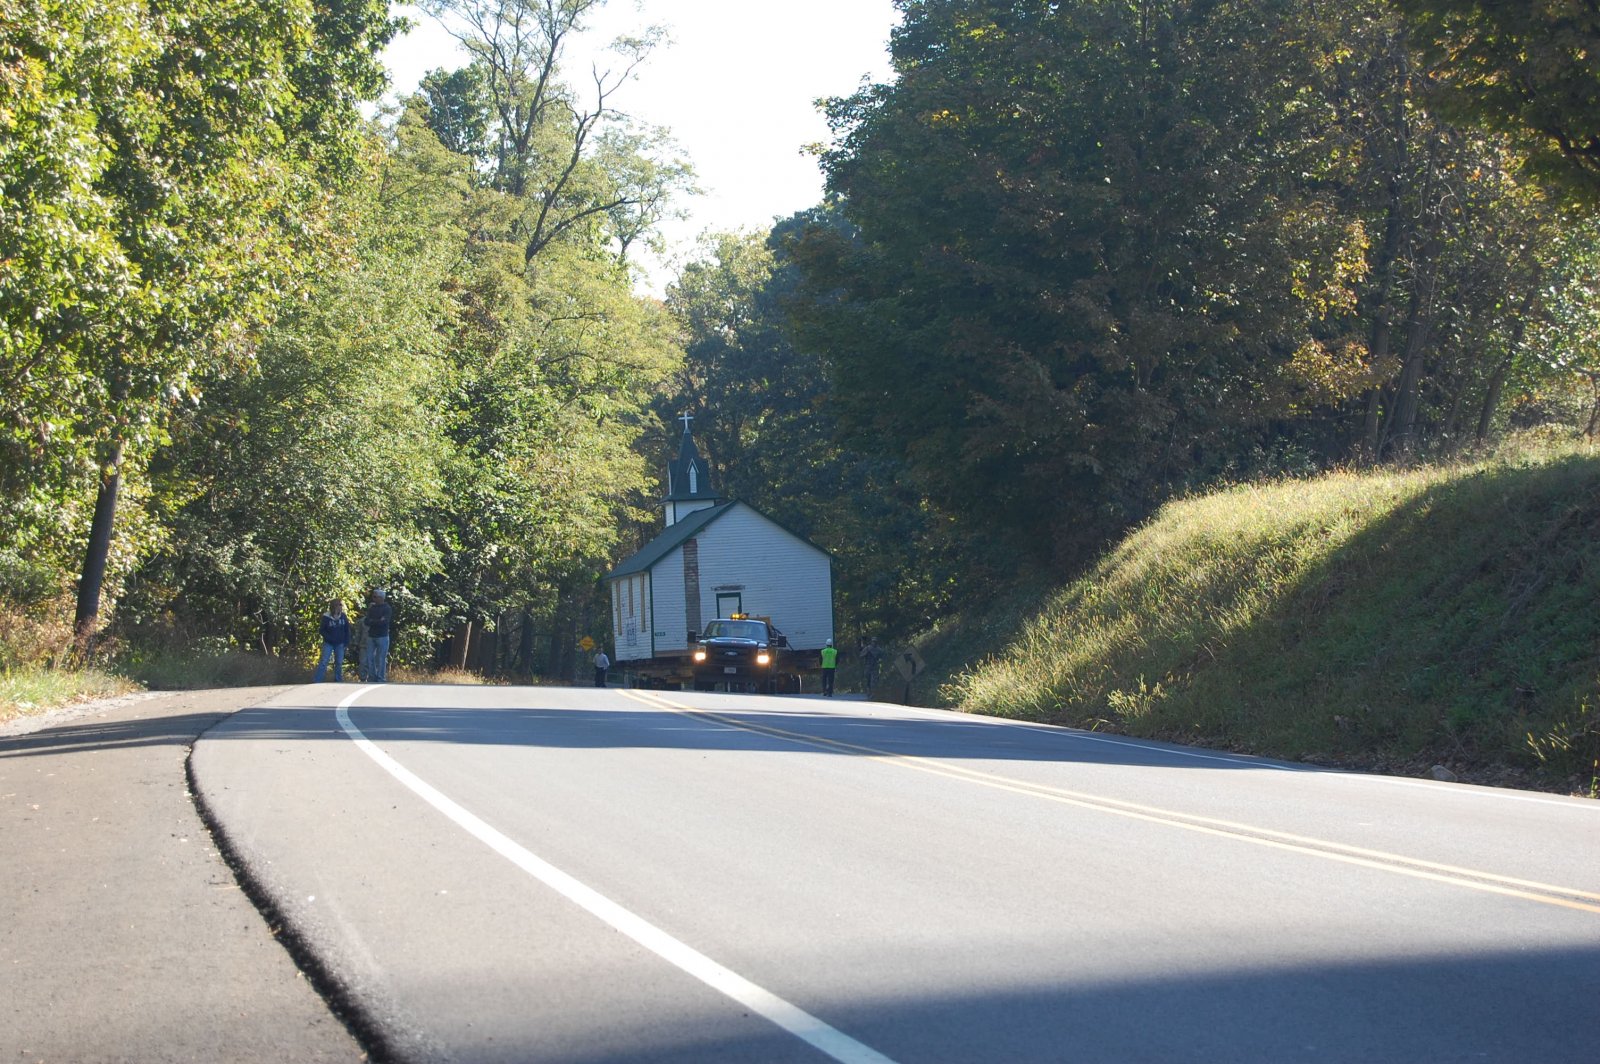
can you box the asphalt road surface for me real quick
[192,683,1600,1063]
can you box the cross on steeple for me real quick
[663,412,717,524]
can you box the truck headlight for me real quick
[693,649,706,662]
[756,652,770,665]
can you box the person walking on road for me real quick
[362,589,393,683]
[313,599,351,682]
[861,639,883,693]
[820,639,838,697]
[593,648,610,687]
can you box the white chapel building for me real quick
[605,422,834,662]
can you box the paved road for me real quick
[1,688,363,1064]
[191,683,1600,1063]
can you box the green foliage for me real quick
[124,140,454,650]
[419,64,493,156]
[0,0,138,563]
[1393,0,1600,201]
[660,218,970,641]
[419,0,691,263]
[799,0,1370,563]
[127,91,682,662]
[780,0,1600,599]
[0,0,396,645]
[947,437,1600,787]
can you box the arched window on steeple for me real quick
[689,464,698,494]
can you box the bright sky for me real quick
[382,0,901,293]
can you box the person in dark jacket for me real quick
[313,599,351,682]
[362,589,393,683]
[860,639,883,693]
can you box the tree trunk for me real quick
[73,441,124,656]
[1440,381,1466,447]
[1382,223,1443,458]
[1476,356,1513,441]
[1476,286,1537,442]
[1358,334,1391,459]
[516,608,535,677]
[1356,136,1410,461]
[1384,284,1435,457]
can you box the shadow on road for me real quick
[3,688,1310,774]
[343,942,1600,1064]
[0,710,236,759]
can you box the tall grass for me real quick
[0,600,138,724]
[945,438,1600,788]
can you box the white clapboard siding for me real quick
[608,502,833,660]
[645,549,689,657]
[610,573,653,661]
[690,505,833,650]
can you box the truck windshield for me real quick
[702,620,765,641]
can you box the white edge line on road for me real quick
[333,689,898,1064]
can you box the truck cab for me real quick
[692,614,789,692]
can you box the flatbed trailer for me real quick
[618,617,824,693]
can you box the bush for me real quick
[0,598,75,671]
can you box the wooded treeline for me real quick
[2,0,688,673]
[3,0,1598,675]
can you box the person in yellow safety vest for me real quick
[820,639,838,697]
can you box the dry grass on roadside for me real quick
[388,665,500,685]
[0,598,140,724]
[122,646,306,690]
[0,666,140,725]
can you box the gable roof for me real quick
[604,499,836,582]
[605,502,736,580]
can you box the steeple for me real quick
[664,415,718,526]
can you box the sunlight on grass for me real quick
[0,666,140,725]
[944,437,1600,787]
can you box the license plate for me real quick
[723,666,738,674]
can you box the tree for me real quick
[127,127,457,653]
[1393,0,1600,201]
[798,0,1364,562]
[664,229,823,502]
[127,93,684,668]
[661,217,970,642]
[0,0,137,601]
[420,0,691,266]
[0,0,395,651]
[419,65,493,157]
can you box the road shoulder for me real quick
[0,686,367,1064]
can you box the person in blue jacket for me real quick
[313,599,351,682]
[362,588,394,683]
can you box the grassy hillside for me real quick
[942,437,1600,795]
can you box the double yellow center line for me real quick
[619,689,1600,916]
